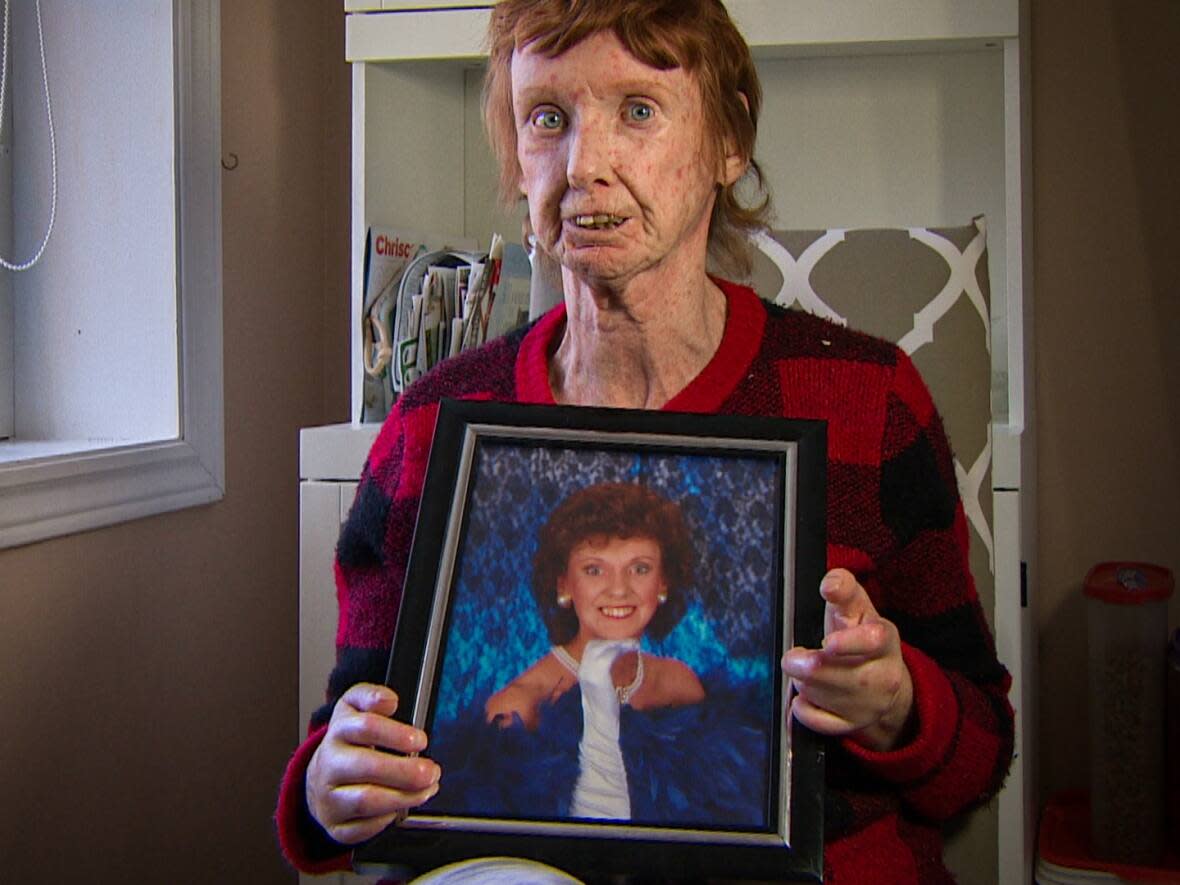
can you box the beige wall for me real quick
[0,2,348,882]
[1032,0,1180,804]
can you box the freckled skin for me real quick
[509,32,747,409]
[511,31,736,295]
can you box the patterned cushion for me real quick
[748,218,994,613]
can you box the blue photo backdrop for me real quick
[431,439,784,727]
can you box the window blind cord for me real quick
[0,0,57,272]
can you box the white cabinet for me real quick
[300,3,1035,882]
[298,424,380,885]
[298,423,379,736]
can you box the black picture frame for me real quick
[353,399,827,883]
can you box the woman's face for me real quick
[510,30,744,289]
[558,535,668,644]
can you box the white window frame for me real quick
[0,0,222,549]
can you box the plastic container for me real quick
[1035,791,1180,884]
[1084,562,1174,865]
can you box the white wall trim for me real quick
[0,0,222,550]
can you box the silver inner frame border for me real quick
[407,422,801,848]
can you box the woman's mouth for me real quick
[599,605,637,619]
[569,213,626,230]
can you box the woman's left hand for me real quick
[782,568,915,751]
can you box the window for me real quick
[0,0,222,549]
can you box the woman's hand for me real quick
[782,569,915,752]
[305,683,441,844]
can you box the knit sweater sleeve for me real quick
[840,351,1014,822]
[274,330,526,873]
[274,399,426,871]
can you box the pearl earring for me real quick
[658,592,668,605]
[557,594,572,608]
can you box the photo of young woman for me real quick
[425,471,775,829]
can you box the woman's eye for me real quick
[532,108,565,130]
[583,565,601,576]
[633,562,651,575]
[627,102,654,123]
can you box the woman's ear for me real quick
[718,91,751,187]
[721,146,747,187]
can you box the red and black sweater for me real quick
[276,280,1014,883]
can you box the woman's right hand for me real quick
[305,683,441,844]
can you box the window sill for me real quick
[0,435,223,549]
[0,437,165,464]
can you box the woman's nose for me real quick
[566,118,614,188]
[603,569,628,596]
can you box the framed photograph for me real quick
[353,399,827,882]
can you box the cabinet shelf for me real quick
[345,1,1018,63]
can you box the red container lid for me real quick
[1038,791,1180,880]
[1084,561,1174,605]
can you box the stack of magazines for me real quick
[361,227,533,422]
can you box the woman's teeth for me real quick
[600,606,636,619]
[573,214,624,229]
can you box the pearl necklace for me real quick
[552,644,645,705]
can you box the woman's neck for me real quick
[561,634,639,663]
[549,267,727,410]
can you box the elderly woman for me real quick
[276,0,1014,881]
